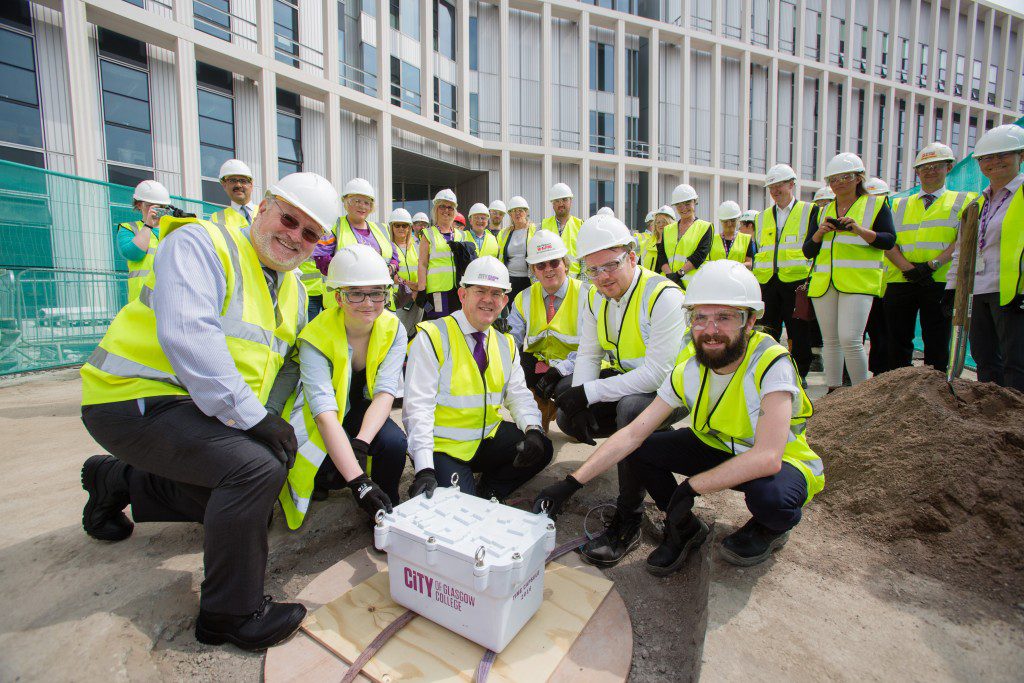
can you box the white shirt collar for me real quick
[775,196,796,213]
[231,200,256,214]
[542,278,569,299]
[453,309,489,336]
[917,186,947,200]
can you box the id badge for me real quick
[433,292,444,310]
[975,257,985,275]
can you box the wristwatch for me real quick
[928,259,941,271]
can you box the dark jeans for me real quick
[866,296,888,375]
[432,421,551,499]
[81,397,286,615]
[628,427,809,532]
[884,280,950,370]
[759,277,812,377]
[308,294,324,320]
[970,292,1024,392]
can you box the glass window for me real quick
[197,76,235,180]
[202,179,225,205]
[590,41,614,93]
[391,58,421,114]
[98,28,148,69]
[625,48,639,97]
[274,0,299,67]
[0,0,32,31]
[106,163,153,188]
[469,16,478,71]
[434,77,456,128]
[937,49,947,93]
[434,0,455,60]
[391,0,419,39]
[195,0,231,41]
[469,92,479,136]
[0,145,44,167]
[590,110,614,153]
[589,178,614,216]
[276,88,302,177]
[750,0,770,47]
[99,40,153,169]
[0,28,42,151]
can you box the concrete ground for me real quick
[0,368,1020,681]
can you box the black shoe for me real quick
[809,355,824,373]
[645,514,709,577]
[579,510,642,568]
[81,455,133,542]
[719,518,791,567]
[195,596,307,651]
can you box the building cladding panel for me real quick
[4,0,1023,228]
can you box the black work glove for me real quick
[351,437,370,471]
[514,429,553,469]
[532,475,584,520]
[408,468,438,499]
[246,412,298,469]
[913,262,935,282]
[901,265,925,283]
[415,291,429,308]
[666,479,699,523]
[534,367,564,401]
[346,474,393,516]
[556,385,598,446]
[665,272,684,287]
[1004,294,1024,314]
[941,289,956,319]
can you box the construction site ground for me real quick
[0,367,1021,682]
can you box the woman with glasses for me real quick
[639,206,677,272]
[803,153,896,390]
[497,195,538,305]
[389,207,422,336]
[281,244,408,529]
[416,189,464,320]
[710,201,754,269]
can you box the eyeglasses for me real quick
[342,289,389,303]
[690,310,747,331]
[534,258,563,271]
[275,200,325,244]
[223,177,252,186]
[827,173,858,184]
[466,286,505,300]
[436,204,456,212]
[347,196,373,208]
[976,151,1017,163]
[584,252,629,279]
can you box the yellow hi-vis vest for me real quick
[808,195,886,297]
[461,229,500,258]
[81,217,305,407]
[541,215,583,277]
[279,308,401,529]
[594,267,679,372]
[417,315,516,461]
[663,219,713,286]
[886,191,975,284]
[513,278,591,363]
[395,239,419,286]
[752,201,814,283]
[977,184,1024,306]
[209,206,251,230]
[637,232,661,271]
[119,221,159,302]
[709,232,753,264]
[497,224,537,266]
[670,331,824,503]
[424,226,463,294]
[323,218,395,311]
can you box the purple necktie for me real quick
[471,331,488,374]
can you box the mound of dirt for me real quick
[808,366,1024,601]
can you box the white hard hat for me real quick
[670,183,699,204]
[974,124,1024,158]
[655,205,677,220]
[864,177,890,196]
[914,142,956,168]
[764,163,797,187]
[467,202,489,217]
[684,260,765,318]
[740,210,759,222]
[412,212,430,224]
[597,206,614,216]
[132,180,171,205]
[824,152,866,178]
[716,200,742,221]
[488,199,507,213]
[508,195,530,212]
[325,244,393,289]
[812,186,836,203]
[548,183,574,202]
[460,255,512,292]
[342,177,375,201]
[218,159,253,180]
[267,172,342,231]
[644,211,655,223]
[433,188,458,206]
[576,214,634,259]
[526,230,568,264]
[388,208,413,224]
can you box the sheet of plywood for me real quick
[302,562,613,683]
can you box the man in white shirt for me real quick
[403,257,552,500]
[211,159,258,228]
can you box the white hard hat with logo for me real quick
[576,214,634,259]
[267,172,342,231]
[716,200,742,221]
[326,243,393,289]
[508,195,530,212]
[597,206,614,216]
[764,164,797,187]
[433,188,458,206]
[133,180,171,205]
[974,124,1024,158]
[812,186,835,203]
[655,205,677,220]
[740,209,759,222]
[548,183,574,202]
[488,199,507,213]
[864,177,890,196]
[914,142,956,168]
[218,159,253,180]
[684,260,765,318]
[526,230,568,264]
[342,177,376,200]
[389,208,413,224]
[412,211,430,224]
[460,255,512,292]
[825,152,866,178]
[670,183,699,204]
[468,202,489,217]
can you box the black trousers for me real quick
[759,277,812,377]
[81,397,286,615]
[865,297,889,375]
[432,421,551,499]
[883,280,950,370]
[970,292,1024,392]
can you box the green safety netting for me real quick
[0,159,224,375]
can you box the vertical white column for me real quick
[325,96,343,189]
[997,16,1013,110]
[794,63,805,177]
[173,0,193,25]
[648,28,660,163]
[377,111,393,218]
[457,0,471,133]
[61,0,102,180]
[817,71,830,179]
[888,0,899,82]
[883,83,897,182]
[907,0,921,85]
[259,68,279,188]
[965,2,978,103]
[324,0,340,86]
[863,81,875,167]
[740,50,751,174]
[501,0,511,143]
[766,57,778,167]
[578,10,589,153]
[979,8,994,109]
[500,149,511,200]
[421,0,434,122]
[377,0,390,104]
[710,43,721,168]
[542,154,552,209]
[579,160,590,217]
[948,0,960,100]
[681,35,690,166]
[842,73,854,153]
[174,38,203,198]
[257,0,275,59]
[865,0,877,76]
[927,0,940,88]
[615,163,626,217]
[771,0,781,51]
[540,3,552,147]
[795,0,806,59]
[821,0,832,66]
[614,19,625,157]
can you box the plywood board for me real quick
[302,562,613,683]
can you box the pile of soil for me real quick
[808,366,1024,601]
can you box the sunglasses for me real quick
[534,258,563,271]
[275,201,325,244]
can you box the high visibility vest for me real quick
[209,206,250,230]
[663,219,713,286]
[323,218,395,311]
[670,331,824,503]
[298,260,325,297]
[709,232,753,264]
[541,215,583,277]
[593,267,680,372]
[119,221,160,302]
[279,308,401,529]
[461,229,500,258]
[417,315,516,461]
[808,195,886,297]
[81,217,305,407]
[752,201,814,283]
[638,232,661,271]
[395,239,419,286]
[497,225,537,266]
[886,191,975,284]
[977,184,1024,306]
[424,226,463,293]
[513,278,591,363]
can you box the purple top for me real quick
[312,219,401,275]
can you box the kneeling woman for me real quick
[280,244,408,528]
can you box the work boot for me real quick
[81,455,133,542]
[579,509,642,568]
[645,513,709,577]
[719,518,791,567]
[195,595,307,651]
